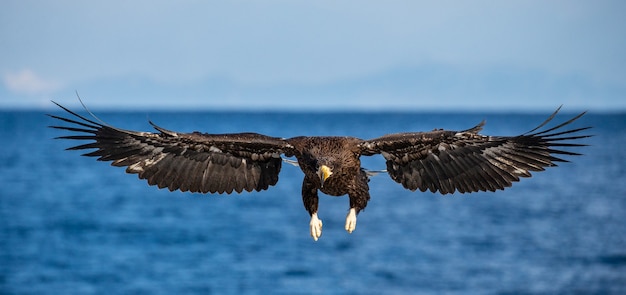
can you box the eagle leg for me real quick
[302,178,322,241]
[345,173,370,234]
[345,208,357,233]
[310,213,323,241]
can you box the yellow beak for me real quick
[318,165,333,187]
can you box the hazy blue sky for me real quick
[1,0,625,111]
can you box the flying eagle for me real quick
[49,103,590,241]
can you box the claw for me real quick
[345,208,357,233]
[309,213,323,241]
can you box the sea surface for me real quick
[1,109,625,294]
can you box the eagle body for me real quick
[289,136,366,195]
[288,136,371,238]
[50,103,590,241]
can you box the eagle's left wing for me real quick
[359,108,591,194]
[49,102,294,194]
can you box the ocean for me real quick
[1,109,624,294]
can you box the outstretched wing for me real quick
[49,102,294,194]
[360,107,591,194]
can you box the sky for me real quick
[1,0,625,112]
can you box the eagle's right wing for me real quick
[360,108,591,194]
[49,102,294,194]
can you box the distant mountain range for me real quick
[2,65,622,111]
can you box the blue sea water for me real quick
[0,109,625,294]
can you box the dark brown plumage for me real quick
[49,102,591,240]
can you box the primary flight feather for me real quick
[49,102,591,241]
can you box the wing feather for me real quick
[360,108,591,194]
[49,102,293,194]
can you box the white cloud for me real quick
[3,69,62,95]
